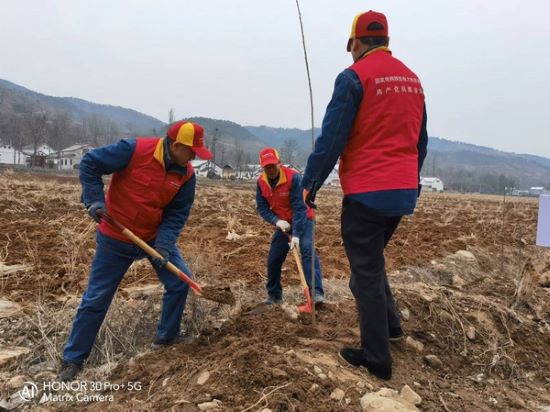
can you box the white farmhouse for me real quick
[0,144,28,166]
[22,144,56,156]
[54,144,93,170]
[190,159,222,178]
[420,177,444,192]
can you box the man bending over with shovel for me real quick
[59,121,213,382]
[256,147,324,306]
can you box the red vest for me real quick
[99,138,194,243]
[340,48,425,195]
[258,166,314,223]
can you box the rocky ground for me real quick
[0,169,549,411]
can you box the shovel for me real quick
[97,210,235,305]
[285,233,312,313]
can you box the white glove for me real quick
[288,236,300,250]
[276,220,291,232]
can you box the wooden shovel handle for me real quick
[291,247,310,292]
[286,235,312,311]
[97,210,202,296]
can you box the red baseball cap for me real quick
[166,121,213,160]
[259,147,281,168]
[347,10,388,52]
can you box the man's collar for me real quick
[355,45,391,62]
[153,137,188,175]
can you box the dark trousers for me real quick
[341,198,402,367]
[63,231,190,364]
[266,219,324,299]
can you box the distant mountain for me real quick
[0,79,165,135]
[419,137,550,191]
[1,78,547,191]
[186,117,267,166]
[245,125,319,151]
[189,117,264,146]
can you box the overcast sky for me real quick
[1,0,549,157]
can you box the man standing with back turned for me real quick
[301,11,428,380]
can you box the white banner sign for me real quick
[536,195,550,247]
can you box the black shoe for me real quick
[264,296,282,305]
[58,361,82,382]
[151,334,193,350]
[389,327,404,342]
[338,347,392,380]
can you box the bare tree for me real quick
[219,142,226,166]
[48,111,72,150]
[26,110,48,154]
[168,108,175,124]
[3,114,25,165]
[279,138,299,165]
[233,139,245,176]
[107,121,120,145]
[86,113,110,146]
[208,127,219,172]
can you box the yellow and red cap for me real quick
[347,10,388,52]
[166,121,213,160]
[259,147,280,168]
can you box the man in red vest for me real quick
[256,147,324,305]
[301,11,428,380]
[59,121,212,382]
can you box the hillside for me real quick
[0,79,165,135]
[246,125,320,151]
[0,79,548,191]
[424,137,550,191]
[0,79,165,151]
[183,117,267,167]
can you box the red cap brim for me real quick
[191,146,213,160]
[261,158,279,168]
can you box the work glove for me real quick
[275,220,291,232]
[288,236,300,250]
[87,201,106,223]
[151,247,170,269]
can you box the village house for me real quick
[51,144,93,170]
[22,144,56,156]
[190,159,222,178]
[0,143,28,166]
[222,164,237,179]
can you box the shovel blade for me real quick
[298,303,312,313]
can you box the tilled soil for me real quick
[0,170,549,411]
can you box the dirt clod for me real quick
[200,285,236,305]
